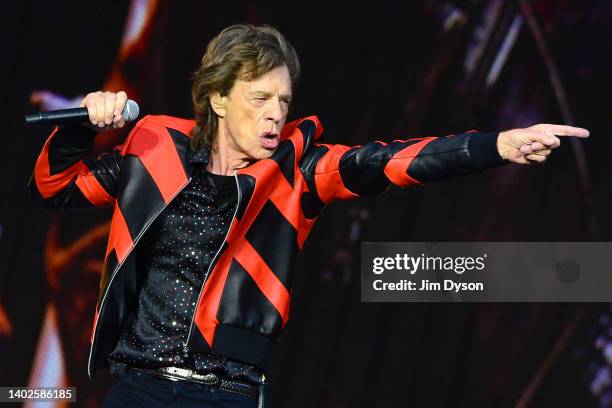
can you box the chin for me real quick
[253,148,277,160]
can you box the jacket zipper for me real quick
[184,171,241,352]
[87,177,192,379]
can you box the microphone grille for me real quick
[123,100,140,122]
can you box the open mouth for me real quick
[261,132,280,150]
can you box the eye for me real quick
[251,97,266,106]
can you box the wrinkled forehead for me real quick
[236,65,292,96]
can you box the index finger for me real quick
[543,124,590,138]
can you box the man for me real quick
[28,24,589,407]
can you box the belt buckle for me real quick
[163,367,190,382]
[159,366,219,386]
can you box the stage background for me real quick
[1,0,611,407]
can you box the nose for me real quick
[265,98,284,124]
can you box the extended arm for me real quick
[301,130,504,202]
[302,123,589,203]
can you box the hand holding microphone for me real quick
[25,91,139,131]
[80,91,136,131]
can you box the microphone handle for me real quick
[25,108,89,126]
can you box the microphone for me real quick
[25,99,140,126]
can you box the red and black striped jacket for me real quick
[28,114,503,377]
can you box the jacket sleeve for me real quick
[27,124,122,209]
[300,131,506,204]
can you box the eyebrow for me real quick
[251,91,292,100]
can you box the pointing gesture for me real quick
[497,124,590,164]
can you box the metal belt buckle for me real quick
[159,366,219,386]
[163,367,188,382]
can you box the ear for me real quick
[209,91,227,118]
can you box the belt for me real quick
[128,366,259,400]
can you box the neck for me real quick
[206,122,250,176]
[206,147,248,175]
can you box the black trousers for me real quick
[102,371,258,408]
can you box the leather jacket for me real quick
[28,114,503,377]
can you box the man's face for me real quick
[220,65,292,161]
